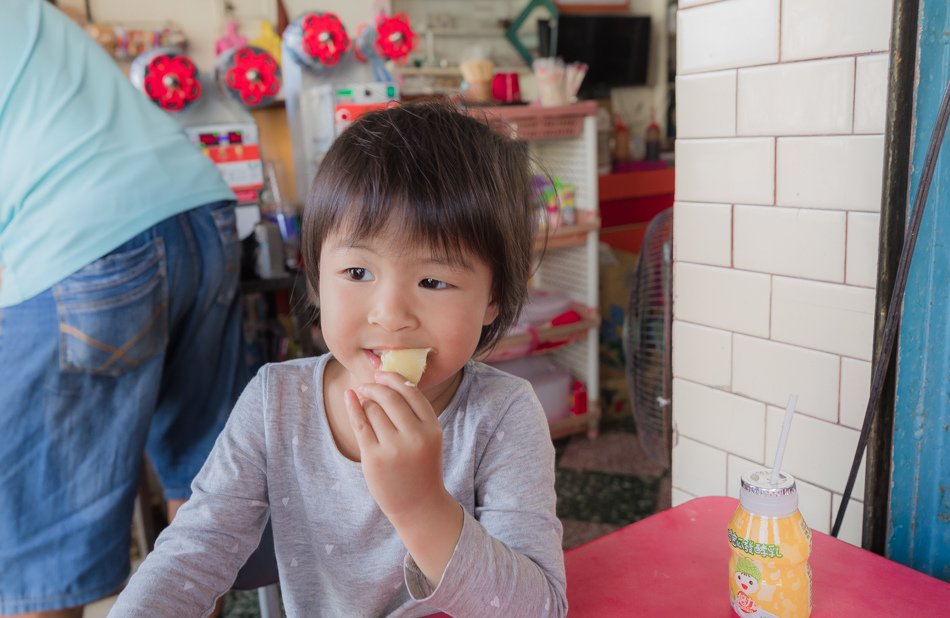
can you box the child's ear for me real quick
[483,300,500,326]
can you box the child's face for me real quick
[319,228,499,395]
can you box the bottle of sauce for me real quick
[645,111,661,162]
[611,114,630,168]
[728,470,812,618]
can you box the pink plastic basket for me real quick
[469,101,597,141]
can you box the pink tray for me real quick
[467,101,597,141]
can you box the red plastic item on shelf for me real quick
[300,13,350,66]
[224,47,281,107]
[142,53,202,111]
[570,380,587,416]
[372,13,416,62]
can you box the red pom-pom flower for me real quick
[224,47,281,107]
[300,13,350,66]
[373,13,416,63]
[142,53,202,111]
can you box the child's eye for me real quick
[345,267,374,281]
[419,278,448,290]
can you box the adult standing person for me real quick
[0,1,248,616]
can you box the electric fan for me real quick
[624,207,674,468]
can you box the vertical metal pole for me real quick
[863,0,919,555]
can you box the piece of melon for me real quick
[379,348,431,385]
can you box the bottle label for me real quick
[731,556,779,617]
[728,507,812,617]
[728,528,783,558]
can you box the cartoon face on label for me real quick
[735,570,760,594]
[735,556,762,595]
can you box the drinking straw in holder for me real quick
[771,394,799,486]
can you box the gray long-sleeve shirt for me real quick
[109,354,567,617]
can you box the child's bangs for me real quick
[328,183,483,268]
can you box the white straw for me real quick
[770,394,798,486]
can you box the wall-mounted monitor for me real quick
[539,14,651,98]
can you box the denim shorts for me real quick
[0,201,248,613]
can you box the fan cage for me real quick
[625,208,673,467]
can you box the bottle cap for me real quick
[739,469,799,517]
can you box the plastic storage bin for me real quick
[490,356,572,422]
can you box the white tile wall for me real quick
[726,454,763,499]
[672,435,728,496]
[678,0,719,7]
[771,277,876,360]
[671,0,889,522]
[678,0,779,75]
[673,378,766,462]
[839,358,872,429]
[781,0,892,61]
[776,136,886,211]
[676,138,774,205]
[672,320,733,389]
[797,479,833,535]
[734,205,846,282]
[765,406,866,495]
[676,71,737,138]
[855,54,890,134]
[732,335,840,422]
[728,454,832,534]
[674,263,771,337]
[846,212,881,288]
[737,59,855,136]
[672,487,698,507]
[831,494,865,547]
[673,201,732,266]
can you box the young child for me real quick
[109,103,567,617]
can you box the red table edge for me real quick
[563,496,950,615]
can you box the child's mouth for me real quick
[364,349,383,370]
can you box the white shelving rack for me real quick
[471,102,601,438]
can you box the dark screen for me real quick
[545,14,651,97]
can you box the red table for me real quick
[564,496,950,616]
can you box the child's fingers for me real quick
[371,371,437,423]
[358,380,426,429]
[352,384,401,441]
[344,388,378,447]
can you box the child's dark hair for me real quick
[302,102,538,353]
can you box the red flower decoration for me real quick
[142,53,201,111]
[224,47,281,107]
[373,13,416,63]
[300,13,350,66]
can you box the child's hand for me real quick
[344,371,464,586]
[344,371,451,523]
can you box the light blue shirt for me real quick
[0,0,234,307]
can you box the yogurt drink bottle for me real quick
[728,470,812,618]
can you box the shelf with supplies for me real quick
[240,269,321,369]
[470,101,601,440]
[482,303,599,364]
[240,273,306,295]
[466,101,598,142]
[538,210,600,251]
[549,403,601,441]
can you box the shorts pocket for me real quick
[54,238,169,376]
[210,204,241,305]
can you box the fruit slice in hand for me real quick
[379,348,431,385]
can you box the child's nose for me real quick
[367,287,418,332]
